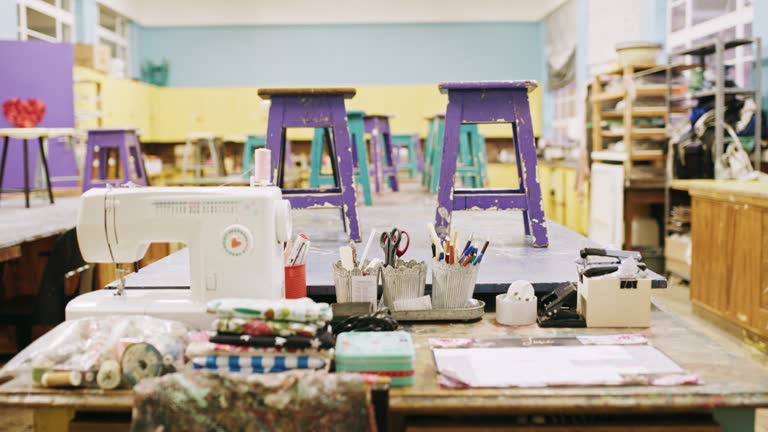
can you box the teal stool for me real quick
[309,110,372,206]
[423,115,443,189]
[392,133,420,178]
[428,119,487,193]
[242,135,266,178]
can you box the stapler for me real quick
[536,282,585,328]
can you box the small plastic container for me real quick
[284,264,307,299]
[495,294,538,326]
[431,261,479,309]
[381,260,427,309]
[333,260,380,305]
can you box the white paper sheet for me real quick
[433,345,684,388]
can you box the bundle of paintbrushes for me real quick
[187,298,335,374]
[284,233,310,267]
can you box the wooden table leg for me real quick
[34,407,74,432]
[624,189,634,250]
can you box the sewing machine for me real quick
[65,186,292,328]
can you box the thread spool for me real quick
[96,360,122,390]
[121,343,164,387]
[41,371,82,388]
[251,148,271,186]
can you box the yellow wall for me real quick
[74,67,543,142]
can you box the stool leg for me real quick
[38,137,54,204]
[434,109,461,239]
[515,112,548,247]
[23,139,30,208]
[208,138,221,177]
[182,138,192,178]
[370,127,382,193]
[265,100,284,185]
[309,128,324,188]
[408,138,418,178]
[324,128,339,188]
[332,114,361,242]
[430,119,445,194]
[513,133,530,236]
[383,131,399,192]
[0,136,8,202]
[352,132,373,206]
[81,135,95,192]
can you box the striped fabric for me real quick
[191,355,327,373]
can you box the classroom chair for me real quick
[81,128,149,192]
[433,81,548,247]
[259,87,362,241]
[0,128,57,208]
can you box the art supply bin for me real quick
[333,260,380,306]
[431,261,479,309]
[577,275,652,327]
[381,260,427,309]
[335,331,415,387]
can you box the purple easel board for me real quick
[0,41,77,189]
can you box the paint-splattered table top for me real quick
[2,305,767,415]
[115,182,666,293]
[257,87,357,99]
[389,306,768,414]
[0,196,79,250]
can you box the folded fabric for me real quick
[207,298,332,323]
[185,341,335,360]
[214,317,320,337]
[132,371,377,432]
[191,355,327,373]
[210,330,335,350]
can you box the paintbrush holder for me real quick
[381,260,427,309]
[431,261,479,309]
[333,260,380,305]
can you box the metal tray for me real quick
[391,300,485,322]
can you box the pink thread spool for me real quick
[251,148,271,186]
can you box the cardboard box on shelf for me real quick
[74,43,111,74]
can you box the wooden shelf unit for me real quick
[591,64,671,184]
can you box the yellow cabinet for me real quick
[538,162,590,236]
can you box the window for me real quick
[97,4,131,77]
[17,0,75,43]
[667,0,754,88]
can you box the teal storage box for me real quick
[335,331,415,386]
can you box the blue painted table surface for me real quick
[115,182,665,294]
[0,196,79,250]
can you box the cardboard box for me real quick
[577,275,652,328]
[74,43,111,73]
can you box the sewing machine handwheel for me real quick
[276,199,292,243]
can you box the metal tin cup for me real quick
[431,261,479,309]
[333,260,380,304]
[381,260,427,309]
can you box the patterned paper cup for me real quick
[431,261,479,309]
[381,260,427,309]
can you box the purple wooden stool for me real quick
[259,88,361,241]
[434,81,548,247]
[82,128,149,192]
[364,114,399,193]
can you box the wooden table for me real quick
[672,179,768,343]
[2,306,767,431]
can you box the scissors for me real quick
[379,228,410,267]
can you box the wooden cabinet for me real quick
[688,181,768,338]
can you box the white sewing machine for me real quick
[65,186,292,328]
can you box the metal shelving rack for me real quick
[663,37,763,280]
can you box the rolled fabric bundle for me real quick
[206,298,332,323]
[210,329,335,350]
[185,341,335,359]
[213,317,320,337]
[191,355,327,373]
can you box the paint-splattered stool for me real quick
[434,81,548,247]
[81,128,149,192]
[365,114,399,193]
[259,88,361,241]
[392,133,422,178]
[309,110,373,206]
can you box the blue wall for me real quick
[0,0,17,40]
[137,22,545,87]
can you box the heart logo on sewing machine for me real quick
[2,98,46,128]
[231,237,242,249]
